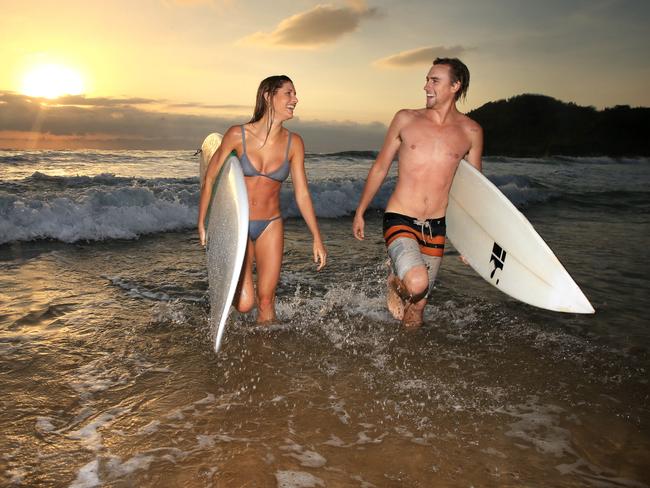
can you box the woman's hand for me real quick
[198,223,207,247]
[313,239,327,271]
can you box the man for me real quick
[352,57,483,327]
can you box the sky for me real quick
[1,0,649,152]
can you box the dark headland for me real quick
[467,94,650,157]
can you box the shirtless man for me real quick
[352,57,483,327]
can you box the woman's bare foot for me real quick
[256,304,277,324]
[386,273,405,321]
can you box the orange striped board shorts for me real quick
[383,211,446,289]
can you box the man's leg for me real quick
[386,237,429,327]
[401,255,442,327]
[386,271,405,321]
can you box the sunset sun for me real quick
[21,63,85,99]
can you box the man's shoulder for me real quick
[456,112,482,132]
[393,108,422,122]
[391,109,427,132]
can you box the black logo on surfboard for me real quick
[489,243,507,285]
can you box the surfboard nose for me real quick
[553,281,595,314]
[570,293,596,314]
[558,300,595,314]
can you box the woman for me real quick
[198,75,327,323]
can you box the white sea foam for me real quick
[323,434,346,447]
[69,358,129,398]
[35,416,56,433]
[69,459,100,488]
[0,160,553,244]
[196,434,216,448]
[69,454,155,488]
[137,420,161,435]
[0,184,197,244]
[5,467,27,485]
[67,408,130,451]
[105,276,171,301]
[275,470,326,488]
[351,474,379,488]
[286,450,327,468]
[194,393,216,405]
[328,395,351,425]
[500,397,571,458]
[279,439,327,468]
[105,453,155,478]
[355,431,386,445]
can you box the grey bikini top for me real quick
[240,125,291,182]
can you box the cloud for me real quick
[167,102,250,110]
[0,91,231,144]
[0,92,250,111]
[374,45,469,68]
[240,1,379,48]
[166,0,218,6]
[54,95,158,107]
[0,91,386,151]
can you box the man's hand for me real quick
[352,213,365,241]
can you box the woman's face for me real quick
[270,81,298,121]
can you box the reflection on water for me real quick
[1,219,649,487]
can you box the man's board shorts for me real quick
[383,211,446,293]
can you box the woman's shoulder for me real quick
[222,125,244,142]
[287,130,304,155]
[287,129,304,145]
[225,124,244,135]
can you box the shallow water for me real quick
[1,216,649,487]
[1,151,649,486]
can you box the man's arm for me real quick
[352,110,408,240]
[458,120,484,266]
[465,120,483,172]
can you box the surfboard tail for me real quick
[210,156,249,354]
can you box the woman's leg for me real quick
[252,218,284,323]
[234,240,255,313]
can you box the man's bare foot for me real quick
[386,274,405,321]
[402,301,425,329]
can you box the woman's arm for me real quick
[289,133,327,270]
[197,126,239,246]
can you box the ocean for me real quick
[1,149,648,487]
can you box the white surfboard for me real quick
[446,160,594,314]
[200,133,249,352]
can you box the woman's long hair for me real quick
[249,75,293,147]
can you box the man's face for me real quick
[423,64,457,108]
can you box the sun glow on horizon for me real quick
[20,63,85,99]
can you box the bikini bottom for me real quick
[249,216,282,242]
